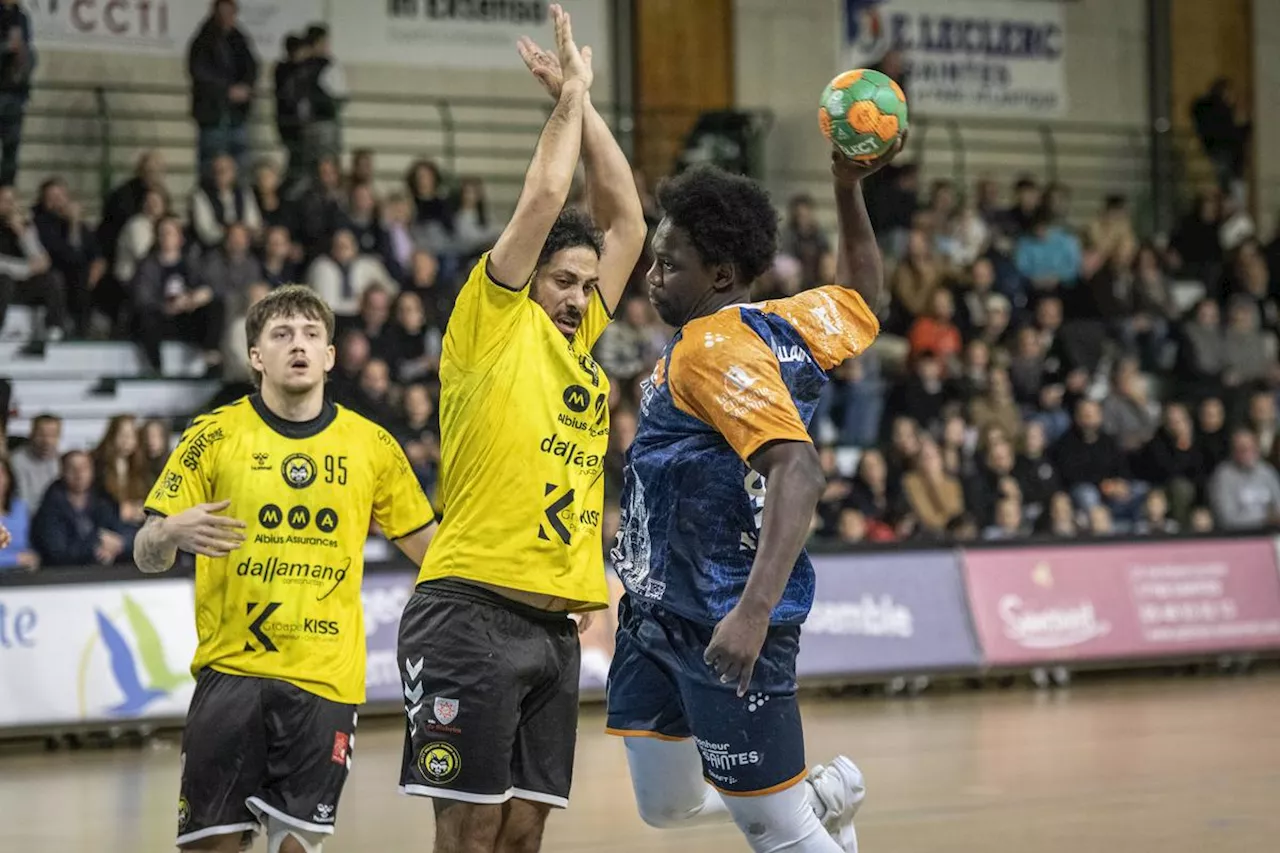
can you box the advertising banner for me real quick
[800,551,981,676]
[964,539,1280,666]
[842,0,1067,117]
[30,0,322,60]
[0,579,197,727]
[330,0,608,71]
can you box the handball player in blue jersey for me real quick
[606,141,903,852]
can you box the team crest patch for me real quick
[418,742,461,784]
[281,453,317,489]
[177,797,190,830]
[433,697,459,725]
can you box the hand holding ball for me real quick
[819,69,908,162]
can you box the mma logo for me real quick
[418,742,461,784]
[563,384,591,413]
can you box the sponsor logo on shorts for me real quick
[313,803,335,824]
[746,693,771,713]
[418,742,461,785]
[281,453,318,489]
[331,731,350,766]
[695,737,762,777]
[181,425,224,471]
[177,797,190,830]
[433,697,459,725]
[236,555,351,600]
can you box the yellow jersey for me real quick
[144,395,436,704]
[419,253,611,609]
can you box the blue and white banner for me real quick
[843,0,1068,117]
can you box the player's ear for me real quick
[248,344,263,374]
[324,344,336,373]
[712,262,736,293]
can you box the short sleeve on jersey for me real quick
[371,427,437,540]
[757,286,880,370]
[668,312,812,462]
[144,414,219,516]
[574,289,613,352]
[444,252,530,369]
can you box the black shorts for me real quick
[397,579,580,808]
[176,668,358,847]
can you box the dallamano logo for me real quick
[77,594,191,719]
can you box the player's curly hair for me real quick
[537,208,604,269]
[656,165,778,284]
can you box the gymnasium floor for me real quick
[3,673,1279,852]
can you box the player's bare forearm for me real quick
[738,441,826,619]
[832,175,884,311]
[582,94,647,309]
[133,515,178,574]
[488,81,588,287]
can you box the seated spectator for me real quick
[327,328,370,405]
[0,457,36,571]
[1189,506,1216,532]
[0,185,66,341]
[1248,389,1280,461]
[381,191,416,281]
[344,181,387,258]
[1125,243,1178,369]
[451,177,499,261]
[955,257,997,338]
[1209,429,1280,530]
[10,412,60,509]
[975,293,1012,352]
[885,416,923,481]
[815,351,885,448]
[952,339,991,403]
[91,414,150,526]
[407,159,453,252]
[967,438,1021,527]
[1008,326,1045,405]
[1101,356,1159,452]
[308,228,396,316]
[1134,488,1179,535]
[253,159,298,238]
[222,281,271,384]
[31,450,135,567]
[902,437,965,535]
[1222,295,1273,389]
[597,294,664,384]
[32,177,105,336]
[1133,402,1204,524]
[99,150,167,270]
[939,410,976,479]
[352,357,398,428]
[1088,504,1116,536]
[1086,194,1138,269]
[348,148,375,188]
[1167,191,1224,286]
[1197,396,1231,469]
[295,155,346,259]
[396,382,440,495]
[888,351,947,433]
[944,200,990,268]
[993,176,1041,238]
[138,419,171,482]
[889,228,943,323]
[190,153,262,250]
[132,217,225,375]
[603,407,637,502]
[1014,421,1061,521]
[114,187,168,287]
[907,288,962,374]
[781,193,830,290]
[1014,210,1082,295]
[1051,398,1143,519]
[200,222,263,312]
[846,448,900,525]
[349,282,394,355]
[259,224,300,289]
[983,496,1027,540]
[1036,491,1078,538]
[968,368,1021,444]
[1176,298,1226,390]
[381,290,437,383]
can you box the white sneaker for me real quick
[807,756,865,852]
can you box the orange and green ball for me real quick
[818,68,908,162]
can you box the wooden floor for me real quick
[4,673,1280,852]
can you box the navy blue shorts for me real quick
[605,594,806,796]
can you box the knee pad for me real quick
[266,817,327,853]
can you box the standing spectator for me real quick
[273,34,309,191]
[190,154,262,250]
[1192,78,1252,199]
[186,0,259,179]
[297,25,346,181]
[132,217,225,375]
[91,414,150,526]
[0,0,32,187]
[199,221,262,313]
[9,412,58,509]
[902,437,965,535]
[0,184,65,341]
[32,177,104,336]
[307,228,396,316]
[0,456,36,570]
[1209,429,1280,530]
[31,450,134,567]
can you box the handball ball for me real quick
[818,69,908,161]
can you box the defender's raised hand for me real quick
[517,35,564,100]
[551,3,593,92]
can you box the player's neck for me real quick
[259,382,326,423]
[685,289,750,325]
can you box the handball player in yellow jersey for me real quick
[134,286,437,853]
[395,6,645,852]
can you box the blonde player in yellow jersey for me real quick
[395,6,645,853]
[134,286,437,853]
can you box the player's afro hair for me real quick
[538,208,605,269]
[656,165,778,284]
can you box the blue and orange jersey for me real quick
[611,286,880,625]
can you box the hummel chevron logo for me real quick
[406,657,423,679]
[404,682,424,703]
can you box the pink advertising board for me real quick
[963,538,1280,666]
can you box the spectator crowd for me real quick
[5,0,1280,571]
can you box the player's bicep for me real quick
[668,333,811,463]
[595,224,647,314]
[488,190,564,290]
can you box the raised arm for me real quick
[488,5,592,288]
[830,138,905,312]
[518,27,645,312]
